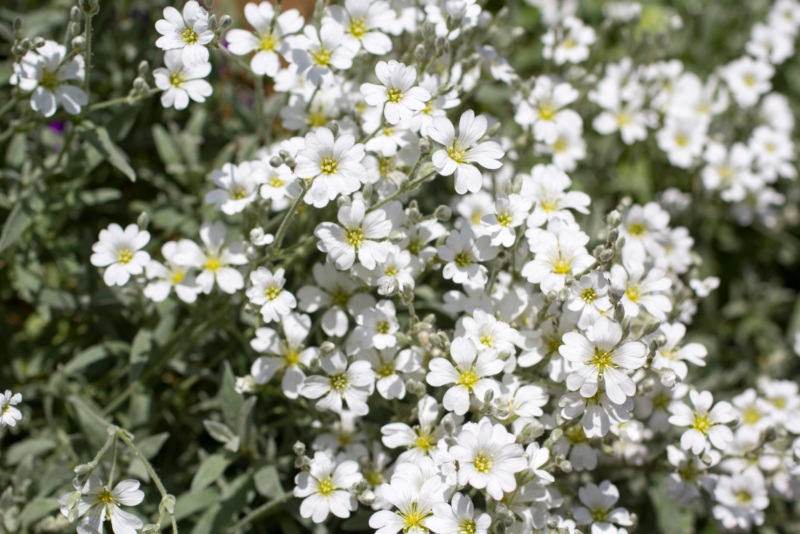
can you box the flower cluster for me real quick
[17,0,798,532]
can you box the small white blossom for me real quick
[90,224,151,287]
[0,390,22,427]
[153,50,212,110]
[155,0,214,66]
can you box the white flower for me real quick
[689,276,720,298]
[656,116,706,169]
[153,50,212,110]
[155,0,214,66]
[559,317,647,405]
[712,468,768,531]
[225,2,304,76]
[369,476,444,534]
[381,396,446,462]
[720,56,774,108]
[325,0,394,55]
[204,161,265,214]
[246,267,297,323]
[573,480,633,534]
[521,164,590,228]
[566,272,612,329]
[300,349,375,415]
[481,193,531,247]
[459,309,519,358]
[58,475,144,534]
[289,24,357,86]
[429,110,505,194]
[650,323,707,381]
[437,227,498,286]
[361,60,431,125]
[362,346,421,400]
[428,492,491,534]
[295,127,366,208]
[294,451,361,523]
[11,40,87,117]
[610,262,672,320]
[251,313,317,399]
[426,337,503,416]
[0,390,22,427]
[515,76,581,144]
[522,221,594,294]
[143,241,201,303]
[315,199,392,270]
[542,16,596,65]
[669,390,736,454]
[172,221,247,294]
[448,417,527,500]
[351,300,399,350]
[90,223,151,287]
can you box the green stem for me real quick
[116,430,178,533]
[108,434,118,487]
[368,169,434,213]
[84,12,94,103]
[254,75,266,144]
[270,181,308,253]
[227,492,294,533]
[87,88,159,112]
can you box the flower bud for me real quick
[79,0,100,16]
[329,120,339,137]
[138,60,149,76]
[659,369,680,389]
[414,44,426,62]
[606,228,619,244]
[219,15,232,30]
[320,341,336,356]
[442,413,457,435]
[70,6,82,21]
[357,490,376,505]
[208,14,218,31]
[269,155,283,168]
[418,136,431,156]
[33,36,46,48]
[159,494,176,515]
[434,205,452,221]
[137,212,150,230]
[71,35,86,51]
[293,441,306,457]
[606,209,622,228]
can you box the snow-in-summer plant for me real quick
[2,0,800,533]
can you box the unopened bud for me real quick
[269,155,283,168]
[329,120,339,137]
[405,378,426,397]
[70,6,82,21]
[159,495,176,515]
[71,35,86,51]
[219,15,232,30]
[33,36,46,48]
[607,228,619,244]
[13,17,22,33]
[434,205,452,221]
[486,122,501,138]
[208,14,218,31]
[137,212,150,230]
[599,248,614,264]
[419,136,431,156]
[133,77,147,92]
[442,413,457,435]
[319,341,336,356]
[643,320,661,336]
[293,441,306,457]
[138,60,149,76]
[69,21,82,37]
[659,369,680,389]
[79,0,100,16]
[606,210,622,228]
[358,490,376,505]
[282,155,296,168]
[559,459,573,473]
[414,44,426,62]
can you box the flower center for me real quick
[552,138,567,153]
[473,451,493,473]
[459,519,477,534]
[653,393,670,410]
[625,284,641,302]
[563,38,577,49]
[378,157,393,177]
[331,289,350,308]
[284,350,300,366]
[479,334,494,348]
[454,251,473,268]
[591,508,610,522]
[742,406,761,425]
[496,212,513,227]
[317,476,335,497]
[330,373,349,393]
[674,133,689,148]
[169,72,185,88]
[269,176,285,188]
[628,222,646,236]
[692,412,711,434]
[743,74,756,87]
[771,396,786,409]
[259,33,277,51]
[346,227,365,249]
[1,403,10,415]
[182,27,199,45]
[400,500,430,531]
[312,47,332,66]
[205,256,222,272]
[590,348,615,377]
[552,256,571,274]
[376,361,395,378]
[581,287,597,303]
[264,286,281,301]
[171,269,185,284]
[447,143,467,164]
[97,488,117,506]
[413,428,434,452]
[365,468,383,486]
[566,425,588,443]
[310,110,328,127]
[376,321,391,334]
[617,112,631,127]
[117,248,134,265]
[736,490,752,504]
[384,265,398,277]
[538,102,555,120]
[40,69,59,90]
[407,239,422,255]
[349,17,368,38]
[230,186,248,200]
[319,157,338,175]
[386,87,403,103]
[457,367,479,391]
